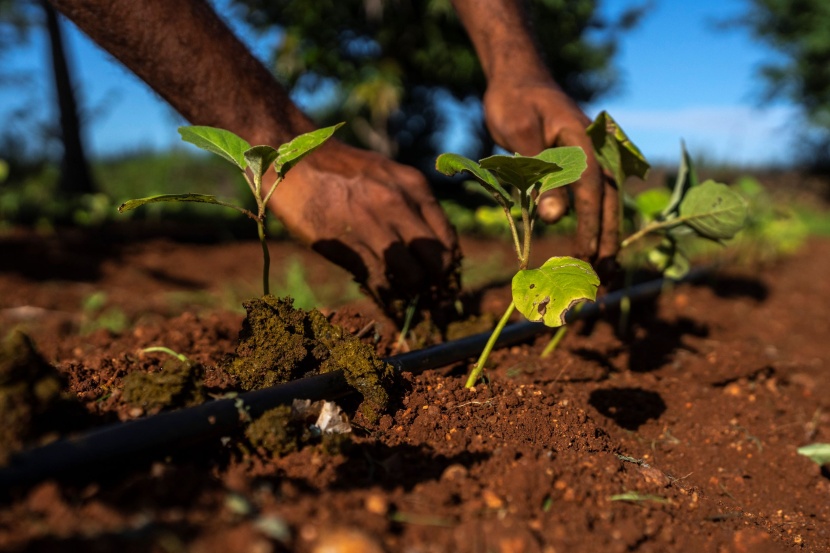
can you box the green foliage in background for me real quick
[0,151,283,236]
[230,0,646,165]
[742,0,830,157]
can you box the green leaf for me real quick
[436,153,513,206]
[512,256,599,327]
[678,180,748,239]
[634,188,671,222]
[244,145,280,182]
[275,122,344,177]
[178,126,251,170]
[663,141,697,217]
[797,443,830,465]
[479,154,562,193]
[118,193,237,213]
[587,111,650,186]
[533,146,588,194]
[645,237,688,279]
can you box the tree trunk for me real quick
[43,0,95,195]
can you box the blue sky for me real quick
[0,0,799,166]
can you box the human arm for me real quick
[451,0,619,265]
[49,0,460,318]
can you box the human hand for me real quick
[483,77,619,267]
[268,141,461,321]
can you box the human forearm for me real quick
[50,0,315,145]
[451,0,551,83]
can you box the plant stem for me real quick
[539,302,583,358]
[141,346,189,363]
[520,191,532,269]
[618,264,634,336]
[620,217,687,249]
[540,325,568,359]
[256,218,271,296]
[502,202,523,263]
[465,301,516,388]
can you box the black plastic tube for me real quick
[0,268,709,491]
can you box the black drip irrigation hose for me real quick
[0,268,710,491]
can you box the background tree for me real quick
[0,1,95,195]
[229,0,645,181]
[742,0,830,166]
[41,0,95,195]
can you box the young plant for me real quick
[544,112,749,356]
[436,147,600,387]
[118,123,344,296]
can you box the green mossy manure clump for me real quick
[245,401,351,458]
[0,330,70,465]
[225,296,395,422]
[122,358,205,414]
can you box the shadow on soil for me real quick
[588,387,667,431]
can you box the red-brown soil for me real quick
[1,228,829,552]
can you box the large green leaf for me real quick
[663,141,698,217]
[797,443,830,465]
[678,180,748,240]
[244,145,279,182]
[118,193,240,213]
[275,122,344,177]
[479,154,562,193]
[435,153,512,206]
[512,256,599,327]
[178,126,251,170]
[586,111,650,186]
[533,146,588,194]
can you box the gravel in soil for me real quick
[0,230,829,552]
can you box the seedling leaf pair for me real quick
[436,146,587,206]
[179,122,343,178]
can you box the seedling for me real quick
[588,112,749,277]
[797,443,830,466]
[118,123,344,296]
[544,113,750,355]
[436,147,600,387]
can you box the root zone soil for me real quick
[1,230,829,553]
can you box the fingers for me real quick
[556,128,603,261]
[537,187,569,223]
[598,174,620,261]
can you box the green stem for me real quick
[502,202,523,263]
[540,325,568,359]
[465,301,516,388]
[141,346,189,363]
[257,218,271,296]
[618,265,634,335]
[262,175,283,207]
[540,302,583,358]
[520,191,532,269]
[621,216,694,249]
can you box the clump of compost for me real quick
[245,399,351,458]
[0,330,74,465]
[224,296,394,422]
[122,357,205,414]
